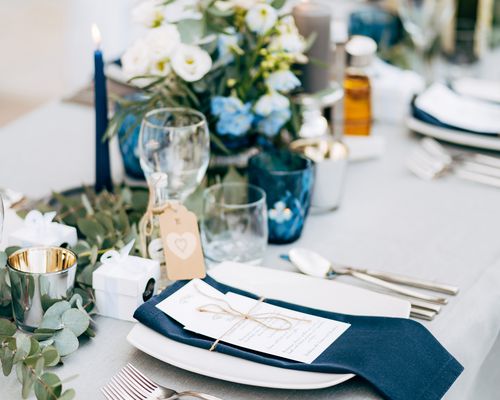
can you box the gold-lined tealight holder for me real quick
[7,247,77,332]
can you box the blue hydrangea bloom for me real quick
[256,108,291,137]
[211,96,246,117]
[214,100,254,137]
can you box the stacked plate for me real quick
[408,81,500,151]
[127,262,410,390]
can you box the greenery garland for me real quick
[0,186,150,399]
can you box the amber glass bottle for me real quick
[343,36,377,136]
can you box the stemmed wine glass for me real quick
[138,107,210,267]
[397,0,455,84]
[139,107,210,203]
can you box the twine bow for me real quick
[24,210,57,235]
[194,283,310,351]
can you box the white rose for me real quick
[121,39,152,80]
[171,44,213,82]
[254,91,289,116]
[132,0,164,28]
[144,24,181,62]
[245,4,278,35]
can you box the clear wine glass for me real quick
[138,107,210,202]
[398,0,455,84]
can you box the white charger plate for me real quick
[407,117,500,151]
[127,262,410,390]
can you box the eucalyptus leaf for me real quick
[29,338,41,356]
[33,329,57,342]
[77,219,106,244]
[59,388,76,400]
[43,301,71,320]
[0,252,6,268]
[53,329,78,357]
[0,346,14,376]
[271,0,286,9]
[0,318,16,337]
[38,339,55,347]
[41,346,60,367]
[34,372,62,400]
[38,316,63,331]
[21,362,36,399]
[14,334,31,364]
[61,309,89,337]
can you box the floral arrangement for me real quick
[111,0,308,152]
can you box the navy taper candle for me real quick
[92,24,113,192]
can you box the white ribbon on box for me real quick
[8,210,78,247]
[93,240,160,322]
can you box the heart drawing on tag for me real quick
[166,232,197,260]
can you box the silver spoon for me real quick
[288,248,451,305]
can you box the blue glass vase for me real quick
[248,150,314,244]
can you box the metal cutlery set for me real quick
[102,364,222,400]
[407,137,500,188]
[287,248,459,321]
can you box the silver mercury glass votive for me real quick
[7,247,77,332]
[291,137,349,213]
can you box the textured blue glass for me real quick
[248,150,314,244]
[115,95,145,180]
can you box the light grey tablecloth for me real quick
[1,102,500,399]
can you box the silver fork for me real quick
[407,141,500,188]
[102,364,222,400]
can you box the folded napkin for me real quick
[413,83,500,135]
[134,276,463,400]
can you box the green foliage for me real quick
[0,318,74,400]
[0,186,145,399]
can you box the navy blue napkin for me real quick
[134,276,463,400]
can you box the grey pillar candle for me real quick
[293,1,332,94]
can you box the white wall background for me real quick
[0,0,137,125]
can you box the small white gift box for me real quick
[92,241,160,322]
[8,210,77,248]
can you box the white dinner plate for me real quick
[407,117,500,151]
[127,262,410,390]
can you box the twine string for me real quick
[193,283,310,351]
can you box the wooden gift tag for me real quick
[158,204,206,281]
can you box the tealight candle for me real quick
[293,0,332,94]
[92,23,113,193]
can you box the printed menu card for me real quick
[156,279,350,363]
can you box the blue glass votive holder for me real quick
[248,150,314,244]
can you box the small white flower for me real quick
[266,70,301,92]
[171,44,213,82]
[269,201,292,224]
[270,32,306,54]
[132,0,164,28]
[163,0,202,23]
[254,91,289,116]
[121,39,152,80]
[245,4,278,35]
